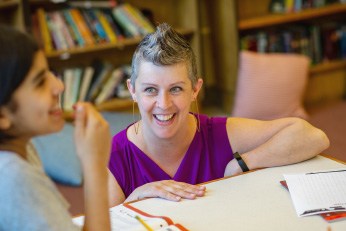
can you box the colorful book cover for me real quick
[80,9,103,44]
[88,9,108,43]
[36,8,53,52]
[112,6,140,37]
[63,9,86,47]
[94,9,117,43]
[69,8,95,46]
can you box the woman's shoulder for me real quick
[195,113,228,126]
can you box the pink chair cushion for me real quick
[232,51,310,121]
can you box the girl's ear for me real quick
[127,79,136,101]
[0,108,11,130]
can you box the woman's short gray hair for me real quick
[130,23,198,89]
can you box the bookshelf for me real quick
[237,0,346,106]
[0,0,24,31]
[21,0,202,116]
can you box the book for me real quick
[46,13,63,51]
[80,9,103,44]
[36,8,53,52]
[281,168,346,220]
[94,67,124,105]
[87,9,108,43]
[54,11,76,49]
[86,62,113,102]
[78,66,95,102]
[69,8,95,46]
[112,5,141,38]
[94,9,118,43]
[62,68,75,111]
[280,180,346,222]
[49,11,69,50]
[102,8,125,40]
[72,204,188,231]
[71,67,82,105]
[63,9,86,47]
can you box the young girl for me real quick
[0,26,111,230]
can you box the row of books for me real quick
[240,23,346,65]
[32,2,155,52]
[60,61,131,112]
[269,0,346,14]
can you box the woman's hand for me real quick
[125,180,206,203]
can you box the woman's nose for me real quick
[51,72,65,96]
[156,93,172,109]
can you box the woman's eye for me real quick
[37,78,46,87]
[145,87,156,93]
[171,87,182,92]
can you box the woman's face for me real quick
[2,50,65,138]
[129,61,202,139]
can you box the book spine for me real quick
[71,68,82,105]
[62,68,75,111]
[78,66,95,102]
[124,3,154,34]
[69,8,95,46]
[32,14,43,49]
[101,9,124,40]
[36,8,53,52]
[119,4,145,35]
[49,11,69,50]
[80,9,103,44]
[88,9,109,43]
[94,9,118,43]
[54,11,76,49]
[63,9,86,47]
[94,68,124,105]
[112,7,140,37]
[46,13,62,51]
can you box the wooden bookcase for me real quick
[237,0,346,107]
[0,0,24,31]
[4,0,202,114]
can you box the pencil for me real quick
[135,215,154,231]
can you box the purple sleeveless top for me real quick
[108,114,234,198]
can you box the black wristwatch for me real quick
[234,152,249,172]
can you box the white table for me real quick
[130,155,346,231]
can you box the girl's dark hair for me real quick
[0,26,39,142]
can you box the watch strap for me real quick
[234,152,250,172]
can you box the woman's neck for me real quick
[0,138,29,159]
[141,113,197,162]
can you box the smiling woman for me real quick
[0,26,111,231]
[107,23,330,207]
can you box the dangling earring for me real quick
[133,100,141,135]
[195,98,200,132]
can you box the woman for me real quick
[108,23,330,206]
[0,26,111,230]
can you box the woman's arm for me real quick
[108,171,206,205]
[73,103,111,231]
[224,117,330,176]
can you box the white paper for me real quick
[284,168,346,217]
[72,204,169,231]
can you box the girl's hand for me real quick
[126,180,206,203]
[73,102,111,170]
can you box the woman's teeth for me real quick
[155,114,174,122]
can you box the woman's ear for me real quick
[127,79,136,101]
[192,78,203,100]
[0,108,11,130]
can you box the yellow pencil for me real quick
[135,215,154,231]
